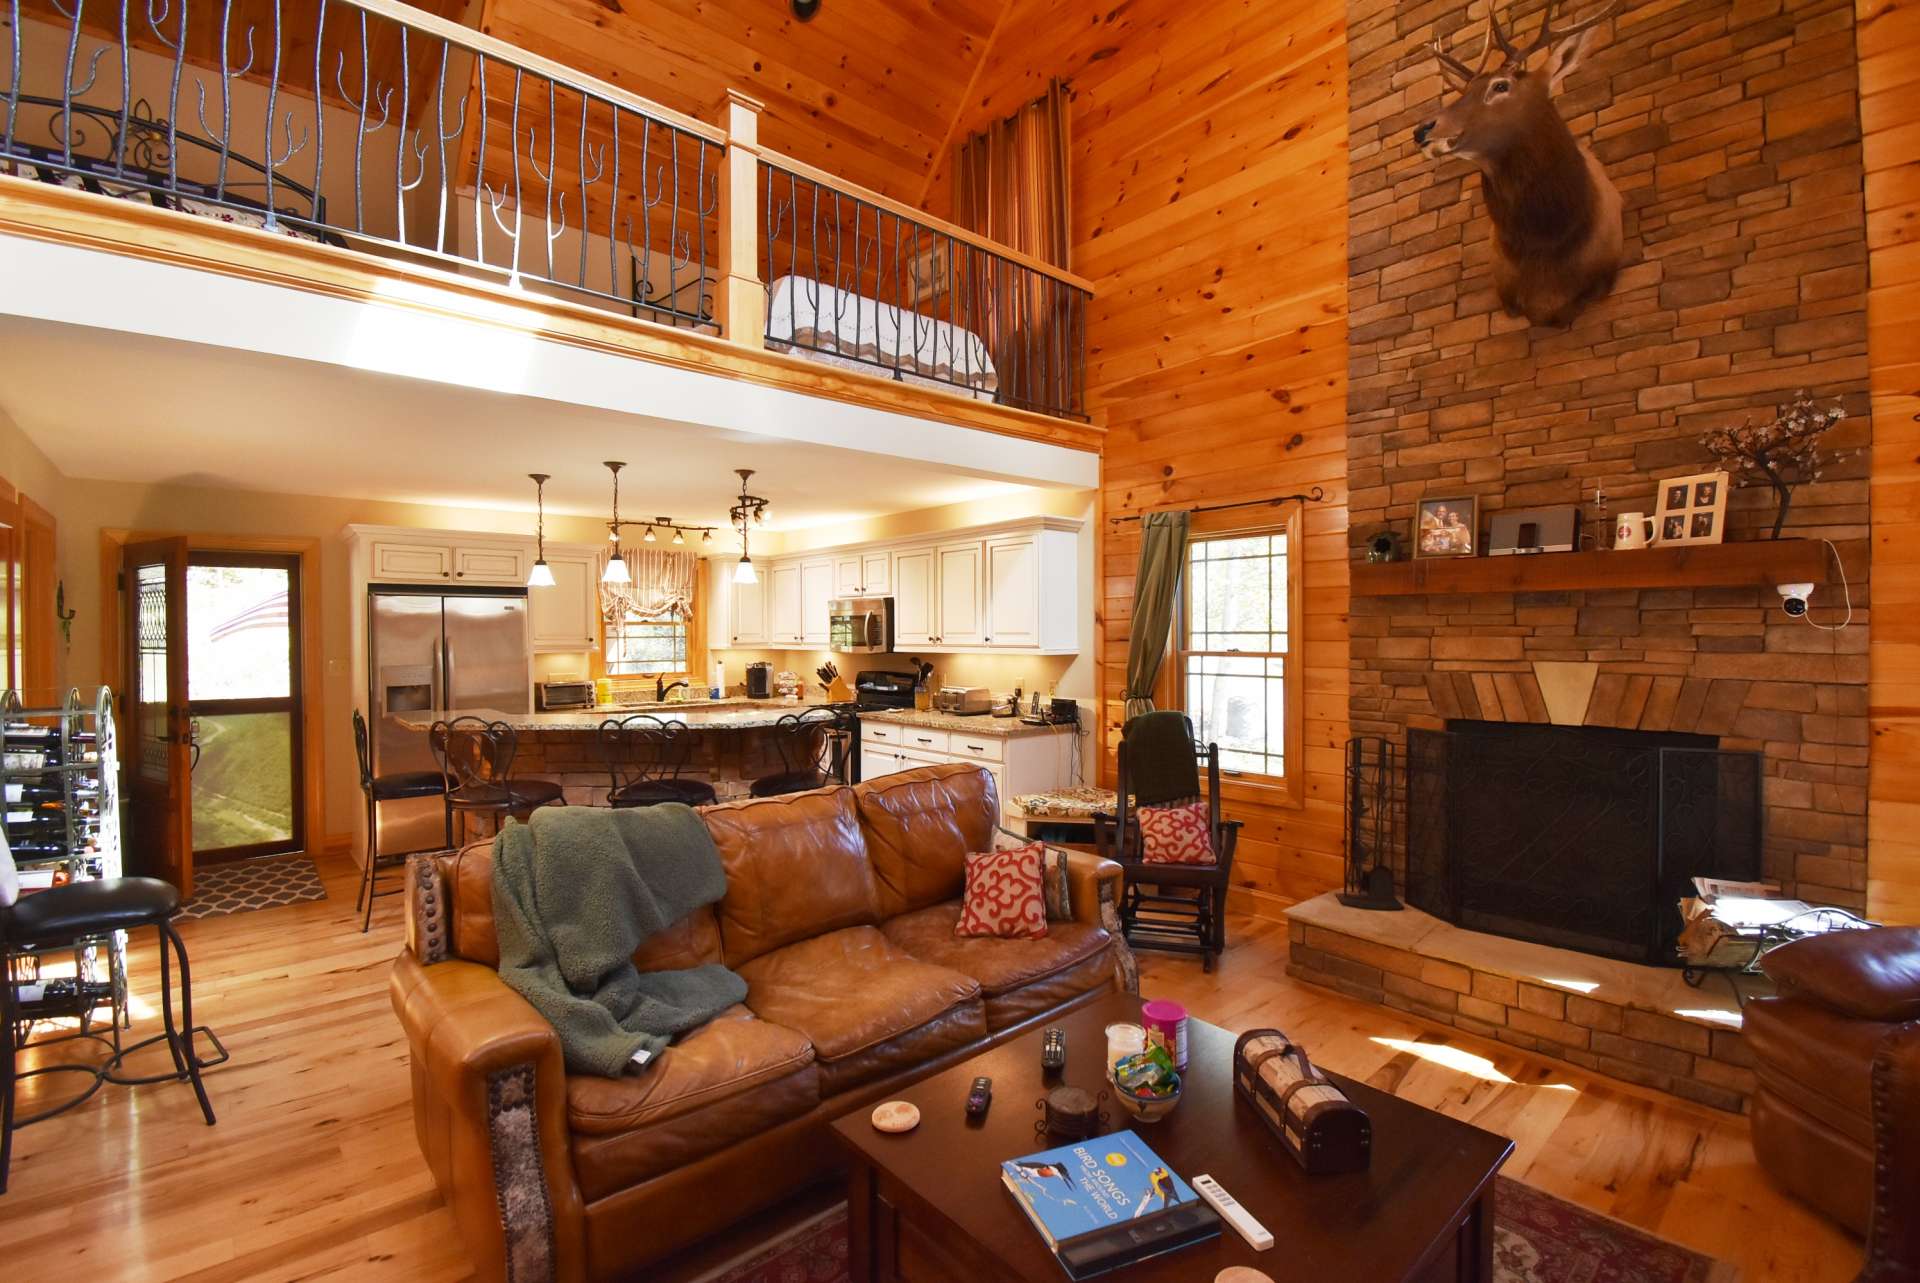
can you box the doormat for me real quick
[175,854,327,921]
[698,1178,1738,1283]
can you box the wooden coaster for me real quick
[1215,1269,1275,1283]
[870,1100,921,1133]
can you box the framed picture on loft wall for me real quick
[1653,470,1729,546]
[1413,495,1478,559]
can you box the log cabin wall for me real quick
[929,0,1354,917]
[1346,0,1879,908]
[1861,0,1920,925]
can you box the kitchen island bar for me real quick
[395,700,1079,840]
[395,700,825,817]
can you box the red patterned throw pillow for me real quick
[956,842,1049,939]
[1138,801,1216,865]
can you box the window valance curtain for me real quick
[601,548,695,622]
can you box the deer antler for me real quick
[1430,37,1478,86]
[1485,1,1525,64]
[1431,10,1499,86]
[1518,0,1623,63]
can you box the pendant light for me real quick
[526,473,557,588]
[729,468,769,586]
[601,461,632,584]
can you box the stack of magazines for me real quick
[1001,1130,1220,1279]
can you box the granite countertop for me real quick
[860,709,1076,738]
[393,699,813,733]
[393,702,1079,737]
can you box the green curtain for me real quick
[1122,510,1191,721]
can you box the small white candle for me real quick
[1105,1022,1146,1073]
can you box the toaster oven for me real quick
[537,680,595,711]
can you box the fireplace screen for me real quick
[1405,721,1763,965]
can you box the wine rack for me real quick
[3,685,126,1046]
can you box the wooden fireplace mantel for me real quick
[1351,539,1831,597]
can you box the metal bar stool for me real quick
[2,867,228,1194]
[596,715,717,808]
[429,717,565,845]
[352,710,448,934]
[750,707,857,797]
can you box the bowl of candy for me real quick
[1110,1044,1182,1123]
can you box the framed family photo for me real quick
[1653,470,1728,546]
[1413,495,1479,559]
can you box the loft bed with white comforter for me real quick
[765,274,998,402]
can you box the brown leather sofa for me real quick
[389,763,1128,1283]
[1745,926,1920,1281]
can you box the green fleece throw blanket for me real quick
[492,804,747,1077]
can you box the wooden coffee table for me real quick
[831,992,1513,1282]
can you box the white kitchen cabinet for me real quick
[528,550,600,652]
[892,547,936,647]
[800,557,835,646]
[768,561,804,646]
[710,515,1079,655]
[370,540,454,582]
[984,535,1039,648]
[453,544,529,584]
[730,573,768,646]
[858,719,1077,818]
[934,540,985,646]
[832,551,892,597]
[834,556,864,597]
[860,551,891,595]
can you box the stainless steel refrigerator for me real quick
[367,587,531,854]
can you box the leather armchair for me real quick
[1745,926,1920,1281]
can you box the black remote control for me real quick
[965,1075,992,1120]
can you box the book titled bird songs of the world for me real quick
[1000,1129,1221,1279]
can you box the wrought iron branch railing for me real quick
[0,0,1096,421]
[756,152,1090,422]
[1,0,723,328]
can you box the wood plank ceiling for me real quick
[472,0,1008,205]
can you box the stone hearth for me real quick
[1285,893,1758,1113]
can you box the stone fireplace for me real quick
[1403,719,1763,964]
[1349,585,1868,911]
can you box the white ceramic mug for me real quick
[1614,512,1655,550]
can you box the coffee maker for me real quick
[745,662,774,699]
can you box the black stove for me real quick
[852,669,917,711]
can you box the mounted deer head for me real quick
[1413,0,1626,328]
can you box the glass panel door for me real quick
[123,536,192,893]
[186,553,304,860]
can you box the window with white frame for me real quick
[604,611,688,675]
[1178,530,1290,781]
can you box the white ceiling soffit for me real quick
[0,232,1097,517]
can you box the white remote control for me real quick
[1193,1174,1274,1251]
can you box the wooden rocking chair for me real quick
[1091,712,1242,972]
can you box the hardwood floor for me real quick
[1,855,1864,1281]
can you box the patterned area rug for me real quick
[175,854,328,921]
[698,1178,1736,1283]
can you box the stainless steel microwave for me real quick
[828,596,894,654]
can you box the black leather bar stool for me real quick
[429,717,565,845]
[352,710,448,934]
[2,873,224,1194]
[750,707,856,797]
[596,715,717,808]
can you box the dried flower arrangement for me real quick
[1699,391,1847,540]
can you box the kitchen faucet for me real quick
[656,677,689,702]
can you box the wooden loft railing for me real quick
[0,0,1094,424]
